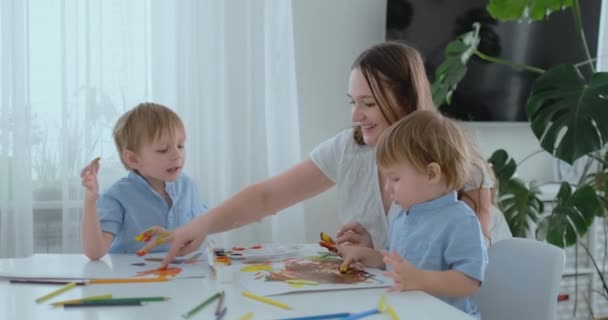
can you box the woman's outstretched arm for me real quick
[142,159,334,265]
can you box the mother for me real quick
[142,42,507,264]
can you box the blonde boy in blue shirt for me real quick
[339,110,487,318]
[80,102,207,260]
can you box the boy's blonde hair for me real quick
[376,110,471,191]
[113,102,185,170]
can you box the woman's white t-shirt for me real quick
[310,128,494,250]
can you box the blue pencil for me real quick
[277,313,351,320]
[340,308,379,320]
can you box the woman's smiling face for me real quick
[348,68,406,146]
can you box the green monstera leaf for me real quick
[488,150,543,237]
[536,183,600,248]
[487,0,572,21]
[527,65,608,164]
[432,23,480,108]
[585,150,608,215]
[488,149,516,191]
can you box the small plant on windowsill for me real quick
[431,0,608,317]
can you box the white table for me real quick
[0,253,474,320]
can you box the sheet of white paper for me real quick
[235,252,392,296]
[0,252,208,279]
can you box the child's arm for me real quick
[338,245,384,269]
[382,251,480,296]
[80,159,114,260]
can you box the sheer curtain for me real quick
[0,0,304,258]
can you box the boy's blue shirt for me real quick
[97,171,207,253]
[387,191,488,318]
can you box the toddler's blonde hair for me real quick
[376,110,471,191]
[113,102,185,170]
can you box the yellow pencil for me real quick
[242,291,291,310]
[35,281,78,303]
[285,279,318,286]
[387,305,400,320]
[89,277,168,284]
[240,312,254,320]
[51,294,113,306]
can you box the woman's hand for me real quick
[335,222,373,248]
[382,251,422,292]
[80,158,100,200]
[138,223,207,268]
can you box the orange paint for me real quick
[135,267,181,278]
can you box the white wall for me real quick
[292,0,386,242]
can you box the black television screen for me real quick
[386,0,601,121]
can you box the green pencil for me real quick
[182,292,222,319]
[64,297,170,304]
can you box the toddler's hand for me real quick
[80,158,100,200]
[337,245,378,270]
[382,251,422,292]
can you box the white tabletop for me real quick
[0,253,474,320]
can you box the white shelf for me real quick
[562,268,596,276]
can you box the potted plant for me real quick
[431,0,608,317]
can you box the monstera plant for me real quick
[432,0,608,249]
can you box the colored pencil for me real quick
[216,306,227,320]
[10,279,87,286]
[277,313,351,320]
[285,279,318,286]
[215,291,225,315]
[242,291,291,310]
[340,308,379,320]
[386,305,400,320]
[182,292,222,319]
[52,294,113,306]
[240,312,254,320]
[35,281,77,303]
[89,277,168,284]
[65,297,170,304]
[63,301,142,308]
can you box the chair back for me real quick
[474,238,565,320]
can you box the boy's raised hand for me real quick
[382,251,422,292]
[335,222,373,248]
[80,158,100,200]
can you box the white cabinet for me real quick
[538,190,608,319]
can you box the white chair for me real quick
[474,238,565,320]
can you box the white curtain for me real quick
[0,0,305,258]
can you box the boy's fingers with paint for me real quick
[135,226,174,256]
